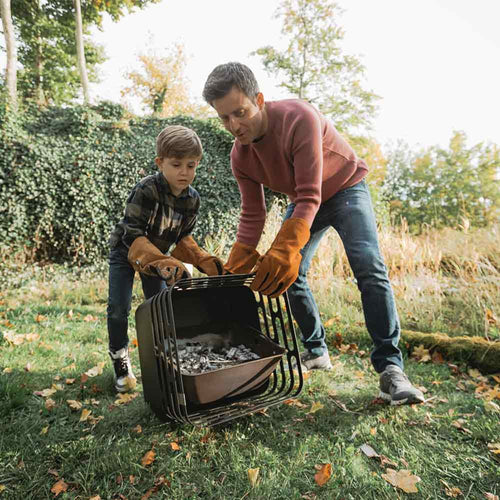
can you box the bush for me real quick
[0,103,244,263]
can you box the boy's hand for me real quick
[171,235,224,276]
[153,257,192,285]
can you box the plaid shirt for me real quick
[109,172,200,254]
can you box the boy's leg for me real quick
[107,244,137,392]
[285,204,332,370]
[139,273,167,300]
[329,180,423,404]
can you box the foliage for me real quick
[121,43,212,118]
[253,0,379,134]
[382,132,500,230]
[0,102,242,263]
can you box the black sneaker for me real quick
[109,347,137,393]
[379,365,425,405]
[296,351,333,372]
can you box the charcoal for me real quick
[174,339,261,375]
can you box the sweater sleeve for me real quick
[231,155,267,248]
[286,104,324,225]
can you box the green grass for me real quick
[0,266,499,499]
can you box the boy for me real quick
[107,125,223,392]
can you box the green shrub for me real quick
[0,103,244,263]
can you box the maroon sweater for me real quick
[231,99,368,247]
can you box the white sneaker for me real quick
[109,347,137,393]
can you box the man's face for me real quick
[211,86,267,145]
[155,156,199,196]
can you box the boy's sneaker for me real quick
[109,347,137,393]
[379,365,425,405]
[296,351,333,372]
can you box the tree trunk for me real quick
[73,0,90,104]
[0,0,18,111]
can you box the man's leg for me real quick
[107,244,137,392]
[328,180,423,404]
[285,204,332,370]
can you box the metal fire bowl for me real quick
[176,326,286,405]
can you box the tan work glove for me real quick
[224,241,261,274]
[128,236,191,285]
[251,218,310,298]
[171,235,224,276]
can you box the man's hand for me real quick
[251,218,310,298]
[224,241,260,274]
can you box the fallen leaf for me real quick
[412,344,431,363]
[3,367,12,373]
[79,408,91,422]
[314,464,332,486]
[89,496,101,500]
[133,425,142,434]
[131,338,139,347]
[382,468,420,493]
[247,468,260,487]
[431,350,445,364]
[67,400,83,411]
[370,427,377,436]
[51,479,68,496]
[360,443,379,458]
[451,419,472,434]
[34,388,57,398]
[25,362,32,372]
[170,442,181,451]
[40,426,49,435]
[141,449,156,467]
[114,392,138,405]
[83,314,98,322]
[35,314,47,323]
[487,443,500,455]
[484,494,499,500]
[0,485,5,493]
[308,402,324,414]
[283,399,308,408]
[85,362,105,378]
[65,378,75,385]
[45,398,56,411]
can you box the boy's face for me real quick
[211,86,267,145]
[155,156,200,196]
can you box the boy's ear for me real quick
[154,157,162,168]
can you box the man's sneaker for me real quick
[109,347,137,393]
[379,365,425,405]
[296,351,333,372]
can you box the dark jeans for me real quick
[285,180,403,373]
[107,244,166,352]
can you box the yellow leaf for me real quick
[133,425,142,434]
[45,398,56,411]
[65,378,76,385]
[370,427,377,436]
[411,344,431,363]
[35,388,57,397]
[114,392,138,405]
[83,314,98,322]
[382,468,421,493]
[0,485,5,492]
[170,442,181,451]
[247,468,260,488]
[80,408,91,422]
[468,368,482,379]
[141,449,156,467]
[89,496,101,500]
[51,479,68,496]
[314,463,332,486]
[35,314,47,323]
[85,362,105,377]
[308,401,324,414]
[3,367,12,373]
[67,400,83,411]
[40,426,49,435]
[487,443,500,454]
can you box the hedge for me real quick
[0,102,248,264]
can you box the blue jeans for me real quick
[107,244,166,352]
[285,180,403,373]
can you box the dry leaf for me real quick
[45,398,56,411]
[65,378,75,385]
[133,425,142,434]
[412,344,431,363]
[67,400,83,411]
[141,449,156,467]
[35,314,47,323]
[79,408,91,422]
[85,362,105,378]
[484,494,499,500]
[247,468,260,487]
[40,426,49,435]
[360,443,379,458]
[170,442,181,451]
[314,464,332,486]
[25,362,32,372]
[89,496,101,500]
[370,427,377,436]
[382,468,421,493]
[3,367,12,373]
[308,402,324,414]
[51,479,68,496]
[283,399,307,408]
[487,443,500,454]
[34,388,57,398]
[114,392,138,405]
[83,314,98,322]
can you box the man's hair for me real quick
[202,62,260,104]
[156,125,203,158]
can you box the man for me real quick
[202,62,424,405]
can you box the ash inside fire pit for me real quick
[175,334,261,375]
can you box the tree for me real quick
[0,0,18,110]
[382,132,500,230]
[73,0,90,104]
[253,0,379,134]
[122,43,212,118]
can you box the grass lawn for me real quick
[0,265,499,499]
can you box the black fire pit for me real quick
[134,273,304,426]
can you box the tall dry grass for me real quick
[254,200,500,340]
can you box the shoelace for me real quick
[114,357,129,378]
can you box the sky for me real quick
[4,0,500,150]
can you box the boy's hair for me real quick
[156,125,203,159]
[202,62,260,104]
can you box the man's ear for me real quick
[256,92,265,110]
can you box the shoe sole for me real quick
[379,390,424,406]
